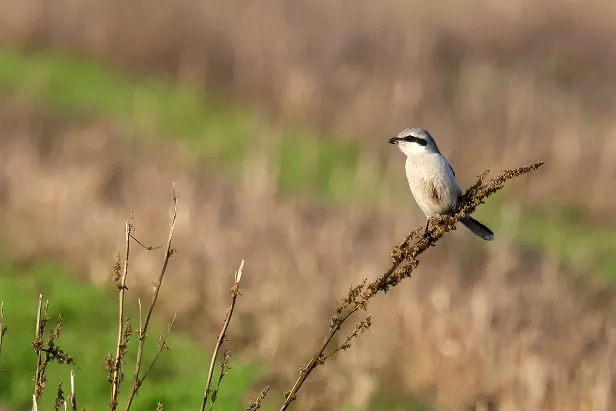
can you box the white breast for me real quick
[404,153,462,217]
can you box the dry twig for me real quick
[279,161,544,410]
[140,311,178,384]
[200,260,245,411]
[207,350,231,411]
[109,222,132,410]
[31,294,75,409]
[124,188,178,411]
[248,386,270,411]
[0,302,6,372]
[32,294,48,404]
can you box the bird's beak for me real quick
[388,137,401,144]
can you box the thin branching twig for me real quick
[109,222,132,410]
[0,302,6,372]
[124,187,178,411]
[30,295,75,409]
[322,315,372,362]
[33,294,45,403]
[200,260,245,411]
[208,351,231,411]
[140,311,178,383]
[279,161,545,410]
[248,386,270,411]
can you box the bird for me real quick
[388,127,495,241]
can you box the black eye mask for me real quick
[403,136,428,146]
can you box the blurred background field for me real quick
[0,0,615,410]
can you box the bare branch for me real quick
[140,311,178,384]
[208,351,231,411]
[124,187,178,411]
[0,302,6,372]
[247,386,270,411]
[279,161,545,410]
[138,298,143,339]
[129,234,163,251]
[110,221,132,410]
[322,315,372,362]
[33,294,44,404]
[200,260,245,411]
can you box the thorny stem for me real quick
[124,188,178,411]
[279,161,544,410]
[200,260,245,411]
[110,221,132,410]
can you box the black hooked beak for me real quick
[388,137,402,144]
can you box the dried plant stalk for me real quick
[0,302,5,372]
[139,311,178,384]
[248,386,271,411]
[110,222,132,410]
[199,260,245,411]
[124,189,178,411]
[33,294,45,405]
[279,161,544,410]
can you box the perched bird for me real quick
[388,127,495,241]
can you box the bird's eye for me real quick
[404,136,428,146]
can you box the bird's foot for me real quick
[423,219,432,239]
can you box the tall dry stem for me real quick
[124,188,178,410]
[200,260,245,411]
[279,161,545,410]
[33,294,45,405]
[109,221,132,410]
[0,302,5,372]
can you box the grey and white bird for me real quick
[388,127,495,241]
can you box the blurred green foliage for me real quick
[0,46,377,202]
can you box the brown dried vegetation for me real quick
[1,0,616,213]
[0,95,614,410]
[1,0,616,409]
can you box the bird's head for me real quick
[388,128,439,156]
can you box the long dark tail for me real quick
[460,215,495,241]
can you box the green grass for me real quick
[0,45,613,282]
[0,260,259,411]
[520,207,616,280]
[0,46,374,202]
